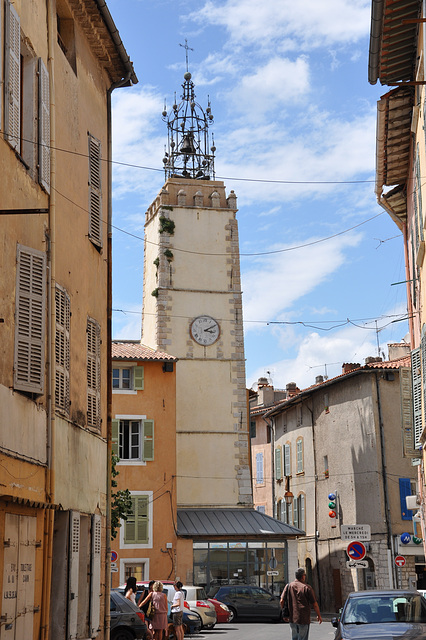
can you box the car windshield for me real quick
[342,594,426,624]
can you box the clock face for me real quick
[190,315,220,346]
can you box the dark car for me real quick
[208,584,281,622]
[110,589,148,640]
[331,589,426,639]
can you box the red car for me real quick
[208,598,231,623]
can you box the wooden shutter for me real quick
[143,420,154,461]
[124,496,136,543]
[400,366,419,457]
[88,133,102,247]
[5,0,20,150]
[89,514,101,637]
[68,511,80,639]
[293,497,298,528]
[256,452,264,483]
[124,495,149,544]
[38,57,50,193]
[297,439,303,473]
[87,318,101,428]
[284,443,291,476]
[275,447,282,480]
[111,419,120,457]
[55,285,70,414]
[299,494,305,532]
[14,245,46,393]
[134,366,144,390]
[412,348,423,449]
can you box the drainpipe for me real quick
[263,415,275,516]
[306,400,323,609]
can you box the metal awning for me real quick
[177,508,304,539]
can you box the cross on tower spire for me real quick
[179,39,194,72]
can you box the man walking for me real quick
[280,568,322,640]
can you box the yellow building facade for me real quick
[0,1,136,638]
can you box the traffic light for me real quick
[328,492,337,518]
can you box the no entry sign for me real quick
[395,555,406,567]
[347,541,366,560]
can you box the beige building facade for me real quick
[0,1,136,638]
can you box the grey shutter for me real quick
[274,447,282,480]
[89,514,101,638]
[299,494,305,531]
[412,347,423,449]
[143,420,154,461]
[284,443,291,476]
[55,285,70,414]
[38,58,50,193]
[14,245,46,393]
[296,439,303,473]
[111,419,120,457]
[88,134,102,247]
[400,366,419,457]
[134,366,144,390]
[136,496,149,544]
[68,511,80,639]
[87,318,101,428]
[5,0,20,150]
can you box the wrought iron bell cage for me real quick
[162,71,216,180]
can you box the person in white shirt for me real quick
[171,581,185,640]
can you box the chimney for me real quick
[286,382,300,398]
[388,343,410,361]
[315,375,324,384]
[257,377,274,406]
[342,363,360,374]
[364,356,382,365]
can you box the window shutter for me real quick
[399,478,413,520]
[124,496,137,544]
[69,511,80,639]
[249,420,256,439]
[136,496,149,544]
[14,245,46,393]
[256,452,264,483]
[87,318,101,428]
[143,420,154,461]
[5,0,20,150]
[412,348,423,449]
[299,494,305,532]
[293,497,298,528]
[38,58,50,193]
[134,366,144,390]
[400,366,418,457]
[88,134,102,247]
[417,147,424,239]
[275,447,282,480]
[284,443,291,476]
[90,514,101,637]
[111,419,119,457]
[55,285,70,414]
[297,439,303,473]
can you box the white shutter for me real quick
[412,348,423,449]
[14,245,46,393]
[87,318,101,428]
[89,514,101,638]
[284,443,291,476]
[88,134,102,247]
[55,285,70,414]
[68,511,80,640]
[38,57,50,193]
[400,366,419,457]
[5,0,20,150]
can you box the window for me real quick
[293,494,305,531]
[256,505,266,514]
[56,0,76,73]
[55,285,70,413]
[88,133,102,248]
[275,447,282,480]
[283,500,292,525]
[123,494,151,546]
[250,420,256,439]
[87,318,101,428]
[324,393,329,413]
[283,443,291,476]
[296,438,304,474]
[296,404,302,426]
[256,452,264,483]
[276,499,283,521]
[14,245,46,394]
[112,418,154,462]
[112,366,144,392]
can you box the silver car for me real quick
[182,585,217,629]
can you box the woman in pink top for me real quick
[141,581,168,640]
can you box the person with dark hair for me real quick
[171,581,185,640]
[125,576,138,605]
[140,581,168,640]
[280,568,321,640]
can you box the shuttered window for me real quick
[412,348,423,449]
[256,452,264,483]
[274,447,282,480]
[87,318,101,428]
[5,0,20,151]
[283,443,291,476]
[88,133,102,247]
[14,245,46,393]
[296,438,304,473]
[38,58,50,193]
[400,366,417,457]
[124,495,149,544]
[55,285,70,414]
[112,418,154,462]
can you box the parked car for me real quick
[208,584,281,622]
[110,589,148,640]
[331,589,426,639]
[182,585,217,629]
[116,584,202,635]
[208,598,231,623]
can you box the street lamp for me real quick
[284,491,294,505]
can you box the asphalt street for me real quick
[198,621,336,640]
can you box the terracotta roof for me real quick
[112,341,176,362]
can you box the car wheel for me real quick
[111,629,134,640]
[228,607,237,623]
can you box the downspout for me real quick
[41,2,56,639]
[306,400,323,609]
[263,415,275,516]
[375,373,395,587]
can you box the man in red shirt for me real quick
[280,568,322,640]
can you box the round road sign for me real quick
[395,555,406,567]
[111,550,118,563]
[347,541,366,560]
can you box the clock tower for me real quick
[141,70,252,508]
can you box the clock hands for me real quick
[204,325,216,333]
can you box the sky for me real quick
[108,0,409,391]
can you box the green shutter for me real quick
[275,447,282,480]
[136,496,149,543]
[284,444,291,476]
[124,496,136,543]
[112,419,119,457]
[143,420,154,461]
[134,366,144,390]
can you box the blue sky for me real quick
[108,0,409,390]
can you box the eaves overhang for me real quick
[369,0,421,86]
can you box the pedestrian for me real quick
[140,580,168,640]
[280,568,322,640]
[124,576,138,605]
[171,581,185,640]
[138,580,155,640]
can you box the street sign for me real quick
[347,541,366,560]
[346,560,369,569]
[395,555,406,567]
[111,562,117,569]
[111,550,118,563]
[267,570,279,576]
[111,567,118,572]
[341,525,371,541]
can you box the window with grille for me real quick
[88,133,102,247]
[87,318,101,428]
[55,285,70,413]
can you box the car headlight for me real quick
[187,615,199,621]
[219,604,229,611]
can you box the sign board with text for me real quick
[346,560,369,569]
[341,525,371,541]
[267,570,279,576]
